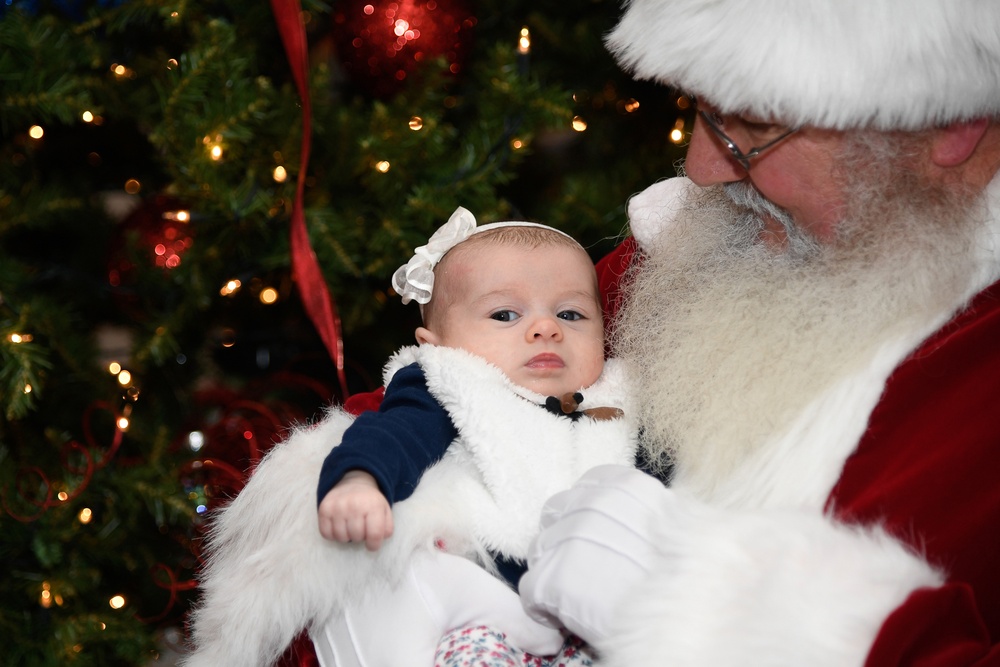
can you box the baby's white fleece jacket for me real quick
[183,344,638,667]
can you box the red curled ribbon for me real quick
[266,5,344,663]
[270,0,349,400]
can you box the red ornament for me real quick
[107,194,194,284]
[330,0,476,98]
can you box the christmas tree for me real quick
[0,0,688,663]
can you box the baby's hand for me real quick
[317,470,394,551]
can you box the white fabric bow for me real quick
[391,206,478,305]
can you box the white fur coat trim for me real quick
[183,346,636,667]
[606,0,1000,131]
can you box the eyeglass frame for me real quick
[696,106,798,171]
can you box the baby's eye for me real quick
[557,310,584,322]
[490,310,520,322]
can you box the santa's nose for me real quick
[683,117,746,187]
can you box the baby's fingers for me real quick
[363,506,394,551]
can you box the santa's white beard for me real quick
[612,144,987,497]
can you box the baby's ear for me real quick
[414,327,439,346]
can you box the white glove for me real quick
[519,464,669,646]
[313,547,564,667]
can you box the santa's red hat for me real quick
[606,0,1000,130]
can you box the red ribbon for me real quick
[1,401,124,522]
[267,6,344,661]
[270,0,349,400]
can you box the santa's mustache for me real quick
[722,181,791,224]
[720,181,822,257]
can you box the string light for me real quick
[57,491,68,502]
[109,362,122,375]
[510,138,524,150]
[28,125,44,140]
[272,166,287,182]
[82,111,95,123]
[623,98,640,113]
[40,582,53,609]
[571,116,588,132]
[518,26,531,75]
[670,117,687,144]
[124,179,141,194]
[78,507,93,524]
[109,595,126,610]
[188,431,205,452]
[204,134,224,161]
[9,332,32,343]
[116,401,133,431]
[117,370,132,386]
[375,160,391,173]
[110,63,135,79]
[259,287,279,305]
[408,116,423,131]
[23,384,31,394]
[220,279,242,296]
[163,210,191,222]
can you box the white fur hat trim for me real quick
[605,0,1000,130]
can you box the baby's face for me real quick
[419,243,605,397]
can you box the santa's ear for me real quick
[414,326,439,345]
[931,118,989,167]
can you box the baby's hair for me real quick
[460,224,586,252]
[420,224,592,327]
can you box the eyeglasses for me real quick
[696,103,798,171]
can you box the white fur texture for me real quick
[600,494,944,667]
[605,0,1000,130]
[183,346,637,666]
[625,177,697,255]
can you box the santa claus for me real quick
[518,0,1000,665]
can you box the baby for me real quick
[183,207,637,667]
[311,208,637,665]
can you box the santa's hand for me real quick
[317,470,394,551]
[519,464,668,646]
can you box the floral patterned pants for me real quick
[434,626,594,667]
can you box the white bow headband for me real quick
[391,206,574,305]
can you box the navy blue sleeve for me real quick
[316,363,458,506]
